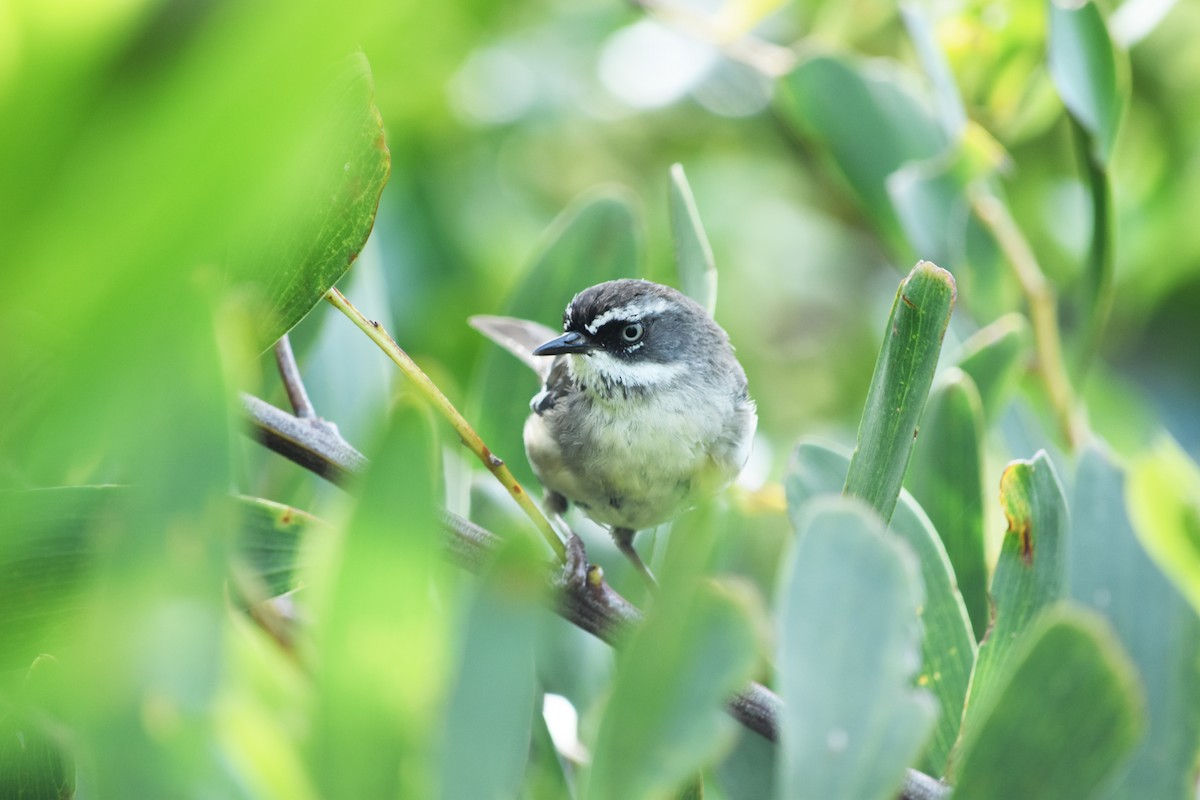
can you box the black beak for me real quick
[532,330,595,356]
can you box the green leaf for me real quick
[524,698,576,800]
[776,54,948,250]
[900,5,967,140]
[905,369,989,641]
[0,656,75,800]
[954,313,1032,424]
[0,487,116,671]
[0,487,324,670]
[714,727,777,800]
[844,260,956,523]
[438,539,542,800]
[955,452,1068,762]
[1070,444,1200,799]
[311,402,448,800]
[778,496,936,800]
[586,509,758,800]
[787,440,975,777]
[1047,0,1126,165]
[470,190,642,487]
[231,52,391,348]
[952,607,1144,799]
[234,496,325,599]
[886,148,1013,321]
[669,163,718,316]
[1127,437,1200,616]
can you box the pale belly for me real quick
[525,395,744,531]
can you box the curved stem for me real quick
[970,189,1085,450]
[323,287,565,561]
[274,334,317,419]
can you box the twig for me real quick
[242,392,366,484]
[274,334,318,419]
[969,188,1085,449]
[323,287,565,560]
[239,394,951,800]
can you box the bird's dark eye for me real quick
[620,322,644,343]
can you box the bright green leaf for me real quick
[669,163,718,316]
[953,607,1144,799]
[787,440,975,777]
[844,261,957,523]
[906,369,989,641]
[231,52,391,348]
[1071,444,1200,799]
[778,496,936,800]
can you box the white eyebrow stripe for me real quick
[584,297,671,335]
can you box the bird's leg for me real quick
[544,490,594,589]
[611,527,658,591]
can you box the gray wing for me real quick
[469,315,560,382]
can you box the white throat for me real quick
[568,350,686,395]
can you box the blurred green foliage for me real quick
[3,0,1200,798]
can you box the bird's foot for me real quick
[555,532,604,592]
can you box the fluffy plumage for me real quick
[524,279,756,532]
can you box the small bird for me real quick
[473,279,756,584]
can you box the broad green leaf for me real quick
[471,190,642,488]
[231,53,392,348]
[1070,444,1200,799]
[311,402,448,800]
[844,261,956,523]
[776,54,948,251]
[955,452,1068,766]
[669,163,718,316]
[952,607,1144,799]
[1127,437,1200,616]
[954,313,1031,423]
[906,369,989,641]
[787,440,975,777]
[438,539,542,800]
[586,508,758,800]
[1047,0,1126,165]
[778,496,936,800]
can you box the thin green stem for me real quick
[324,287,566,561]
[970,189,1085,450]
